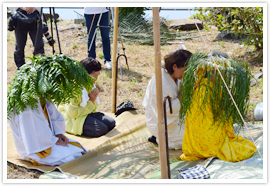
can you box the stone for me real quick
[255,73,263,79]
[96,41,102,48]
[210,51,228,58]
[168,19,203,31]
[43,13,59,21]
[213,31,246,41]
[254,102,263,121]
[250,79,258,87]
[59,26,82,32]
[250,73,263,86]
[74,18,85,25]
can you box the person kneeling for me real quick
[142,49,192,150]
[58,57,115,137]
[7,55,92,166]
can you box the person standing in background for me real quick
[8,7,44,69]
[84,7,112,69]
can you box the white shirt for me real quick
[84,7,109,15]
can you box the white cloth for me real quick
[142,68,185,150]
[80,87,90,107]
[84,7,109,15]
[80,85,100,107]
[8,99,87,166]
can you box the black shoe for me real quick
[148,135,157,145]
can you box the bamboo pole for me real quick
[152,7,169,179]
[111,7,119,113]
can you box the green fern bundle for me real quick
[7,54,94,120]
[179,51,250,129]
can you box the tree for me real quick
[194,7,263,51]
[119,7,148,17]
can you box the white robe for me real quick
[142,68,185,150]
[8,99,87,166]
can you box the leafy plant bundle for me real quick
[179,51,250,129]
[7,54,94,120]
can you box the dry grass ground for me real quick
[6,20,263,179]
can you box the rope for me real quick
[187,7,263,161]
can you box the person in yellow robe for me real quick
[180,68,257,162]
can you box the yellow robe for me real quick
[58,92,98,135]
[180,78,257,162]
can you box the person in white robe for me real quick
[142,49,192,150]
[8,99,87,166]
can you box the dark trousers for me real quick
[84,12,111,62]
[82,112,115,137]
[14,18,44,69]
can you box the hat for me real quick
[115,101,138,117]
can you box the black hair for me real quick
[164,49,192,74]
[80,57,102,74]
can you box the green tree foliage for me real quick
[7,54,94,120]
[119,7,148,17]
[194,7,263,51]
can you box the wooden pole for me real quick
[152,7,169,179]
[111,7,119,113]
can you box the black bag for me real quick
[115,101,138,117]
[15,9,39,30]
[15,8,39,24]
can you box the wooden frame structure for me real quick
[111,7,169,179]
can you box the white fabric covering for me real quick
[80,87,90,107]
[80,85,100,107]
[8,99,87,166]
[142,68,185,150]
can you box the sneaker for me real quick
[104,61,112,69]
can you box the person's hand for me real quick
[56,138,67,146]
[19,7,37,14]
[56,134,69,146]
[89,88,99,103]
